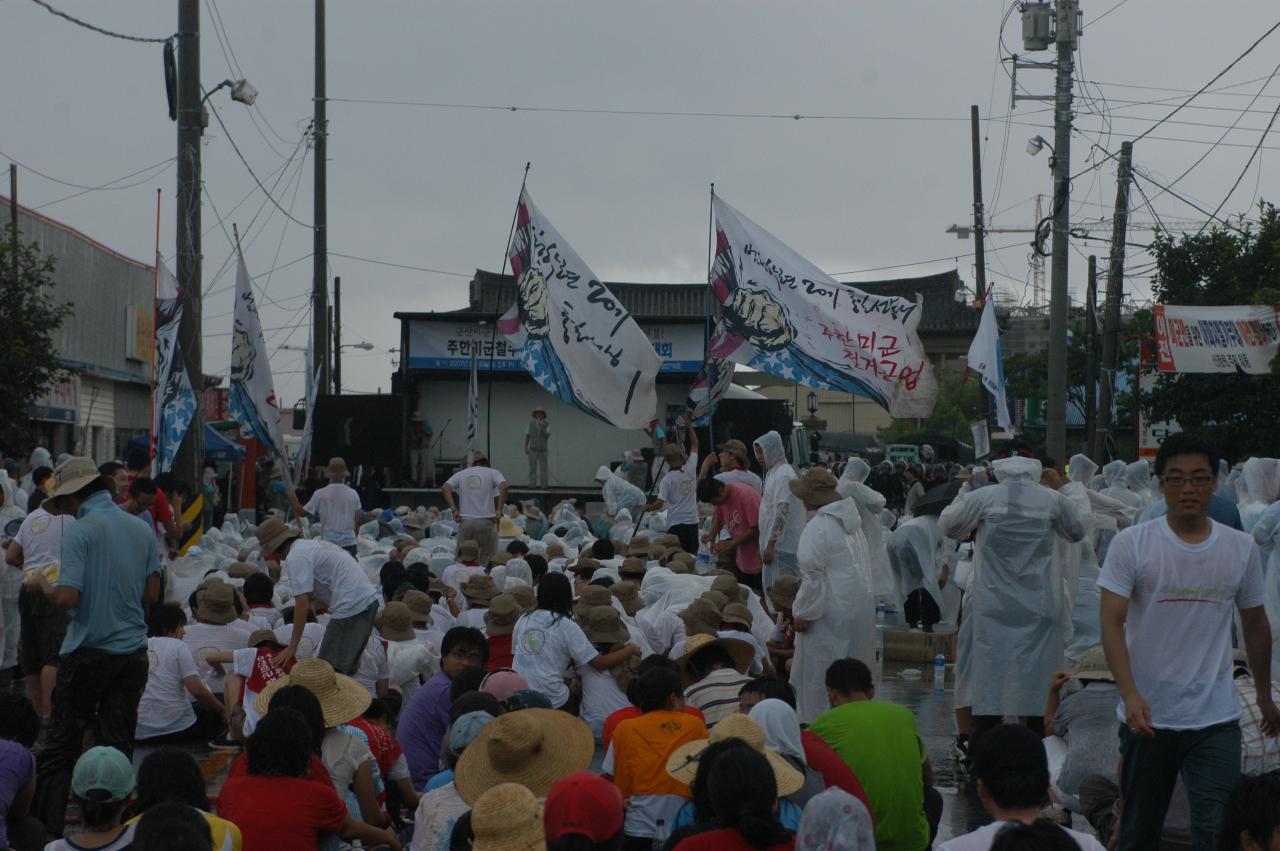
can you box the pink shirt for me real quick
[716,483,762,575]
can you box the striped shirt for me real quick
[684,668,752,728]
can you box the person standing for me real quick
[407,414,434,488]
[700,439,763,495]
[286,457,363,555]
[525,406,551,488]
[697,479,763,590]
[442,453,508,567]
[753,431,804,595]
[27,457,162,838]
[1099,433,1279,851]
[644,411,700,554]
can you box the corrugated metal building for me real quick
[5,197,155,461]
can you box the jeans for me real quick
[1117,721,1240,851]
[33,647,149,836]
[528,449,548,487]
[318,601,379,675]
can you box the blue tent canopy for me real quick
[127,425,246,463]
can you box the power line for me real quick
[27,0,173,43]
[328,251,473,278]
[1193,95,1280,237]
[28,159,175,211]
[204,95,313,228]
[1,150,175,193]
[830,240,1030,277]
[1086,0,1132,27]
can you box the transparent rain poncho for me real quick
[837,458,897,602]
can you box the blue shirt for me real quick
[56,490,160,655]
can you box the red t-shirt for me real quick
[673,827,794,851]
[486,635,514,671]
[218,773,346,851]
[800,730,874,824]
[226,752,332,787]
[347,716,404,801]
[715,484,762,575]
[601,704,706,751]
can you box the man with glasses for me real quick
[396,626,488,790]
[1099,433,1279,851]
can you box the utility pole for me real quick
[1092,140,1133,462]
[1084,255,1097,448]
[173,0,204,484]
[312,0,329,397]
[970,104,993,424]
[333,276,341,394]
[9,164,18,283]
[1045,0,1077,463]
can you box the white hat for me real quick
[594,465,612,483]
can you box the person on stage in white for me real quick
[285,457,363,555]
[442,452,508,567]
[1099,432,1280,851]
[257,516,380,677]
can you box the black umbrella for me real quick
[911,479,964,517]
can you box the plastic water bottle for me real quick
[653,819,667,850]
[876,601,886,625]
[933,652,946,693]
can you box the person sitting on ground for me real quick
[544,771,626,851]
[183,580,254,698]
[810,658,942,851]
[0,694,42,851]
[677,634,754,728]
[135,602,227,745]
[601,655,707,750]
[45,747,138,851]
[794,788,876,851]
[398,626,488,789]
[206,628,294,741]
[749,699,830,809]
[378,601,439,702]
[668,745,795,851]
[482,594,520,670]
[411,710,494,851]
[241,572,281,630]
[1220,771,1280,851]
[987,820,1084,851]
[123,747,242,851]
[602,664,709,847]
[347,698,420,828]
[937,724,1105,851]
[217,707,402,851]
[470,784,545,851]
[1040,646,1120,813]
[765,577,800,674]
[719,602,775,677]
[272,604,326,662]
[578,605,639,741]
[129,800,214,851]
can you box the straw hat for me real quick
[618,557,647,580]
[665,714,803,796]
[508,584,536,612]
[546,542,566,559]
[581,605,631,646]
[484,594,522,637]
[1070,645,1114,682]
[721,602,753,629]
[789,468,841,507]
[676,633,754,685]
[659,534,681,549]
[402,589,435,623]
[463,574,500,606]
[377,602,417,642]
[768,576,801,610]
[49,456,101,499]
[254,658,372,727]
[611,581,643,616]
[256,515,302,557]
[498,516,522,538]
[195,581,237,625]
[470,783,546,851]
[454,708,594,804]
[325,457,349,480]
[721,439,751,467]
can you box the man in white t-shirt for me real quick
[1099,433,1279,851]
[286,457,363,553]
[939,723,1105,851]
[258,516,380,676]
[6,505,74,718]
[442,453,508,566]
[644,412,700,554]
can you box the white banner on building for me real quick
[497,188,662,429]
[709,196,937,418]
[1153,303,1280,374]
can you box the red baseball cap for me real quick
[543,771,624,842]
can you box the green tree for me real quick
[0,234,74,455]
[1143,202,1280,460]
[879,367,981,443]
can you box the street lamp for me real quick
[806,391,818,416]
[202,78,258,107]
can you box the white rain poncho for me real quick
[1100,460,1144,511]
[753,431,806,587]
[1251,501,1280,682]
[792,497,876,723]
[1060,457,1105,659]
[597,466,646,522]
[1240,458,1280,533]
[635,567,775,654]
[608,508,636,547]
[837,458,897,603]
[885,515,960,626]
[938,456,1085,716]
[19,447,51,496]
[1068,456,1134,563]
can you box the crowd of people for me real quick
[2,419,1280,851]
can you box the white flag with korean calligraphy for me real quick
[708,196,937,418]
[229,252,290,479]
[496,188,661,429]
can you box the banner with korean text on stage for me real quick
[497,188,662,429]
[708,197,937,417]
[229,252,290,480]
[1153,304,1280,374]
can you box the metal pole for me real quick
[173,0,204,484]
[312,0,329,396]
[1045,0,1076,463]
[970,104,993,425]
[8,164,17,284]
[1084,255,1097,454]
[1092,141,1133,462]
[333,276,341,394]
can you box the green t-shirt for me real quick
[809,700,928,851]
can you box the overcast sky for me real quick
[5,1,1278,404]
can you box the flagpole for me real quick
[703,182,716,456]
[486,161,531,461]
[150,188,162,474]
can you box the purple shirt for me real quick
[0,739,35,847]
[397,670,453,790]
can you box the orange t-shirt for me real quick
[602,705,705,751]
[609,710,708,799]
